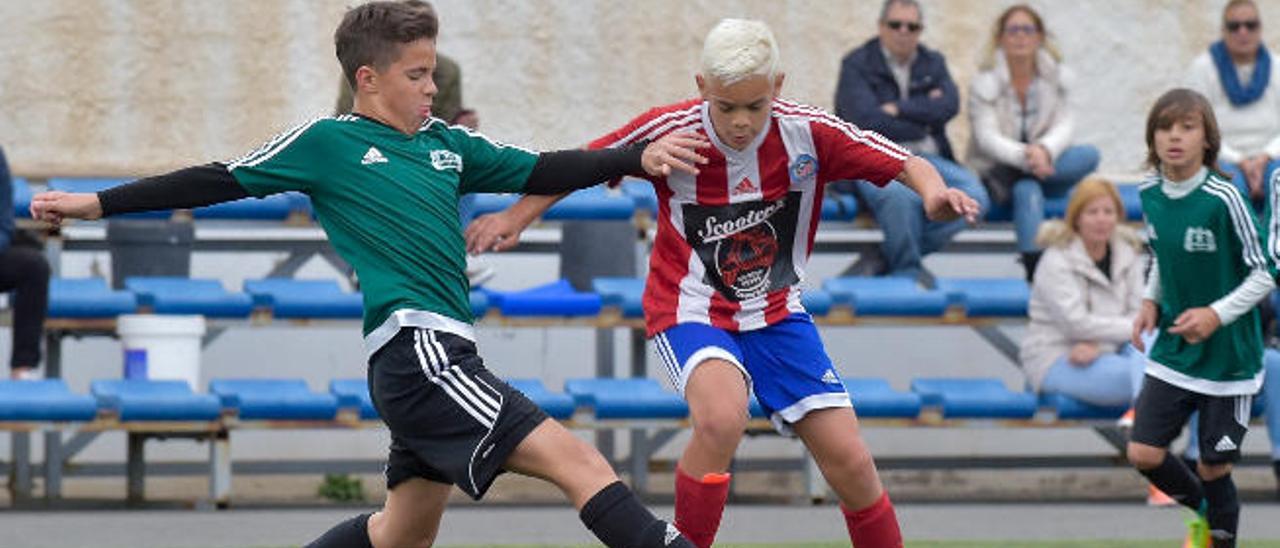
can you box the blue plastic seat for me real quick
[12,177,30,219]
[910,378,1038,419]
[47,178,170,219]
[820,194,859,222]
[621,179,658,213]
[466,186,636,222]
[0,380,98,421]
[48,278,138,318]
[564,378,688,420]
[800,289,834,316]
[469,290,489,318]
[91,379,222,421]
[548,185,637,220]
[592,277,645,318]
[210,379,339,420]
[193,193,296,220]
[846,378,923,418]
[1039,392,1127,420]
[481,280,602,317]
[1043,184,1144,222]
[936,278,1030,317]
[822,277,948,316]
[506,378,576,419]
[243,278,362,319]
[329,379,379,420]
[125,277,254,317]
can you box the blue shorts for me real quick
[652,313,850,434]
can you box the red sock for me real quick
[842,492,903,548]
[674,466,731,548]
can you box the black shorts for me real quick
[367,327,549,499]
[1130,375,1252,464]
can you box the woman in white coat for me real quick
[967,4,1100,280]
[1020,178,1146,406]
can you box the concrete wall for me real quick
[0,0,1259,178]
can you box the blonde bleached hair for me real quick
[1035,177,1142,249]
[700,18,781,86]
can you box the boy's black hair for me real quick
[335,1,439,88]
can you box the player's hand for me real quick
[1068,342,1099,366]
[30,191,103,226]
[924,188,979,224]
[1167,307,1220,345]
[465,211,526,255]
[1131,300,1158,351]
[641,132,708,177]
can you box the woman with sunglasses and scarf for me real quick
[1188,0,1280,213]
[966,4,1100,282]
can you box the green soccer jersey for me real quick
[1140,170,1272,395]
[228,115,536,355]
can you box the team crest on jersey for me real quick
[430,150,463,172]
[1183,226,1216,253]
[790,153,818,182]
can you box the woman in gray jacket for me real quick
[1020,178,1146,407]
[967,4,1100,280]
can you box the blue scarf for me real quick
[1210,40,1271,106]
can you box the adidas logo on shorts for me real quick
[664,523,681,545]
[1214,435,1237,452]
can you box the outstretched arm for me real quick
[521,132,706,195]
[31,163,249,225]
[895,156,979,223]
[466,132,706,254]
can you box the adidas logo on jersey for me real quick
[1215,435,1237,452]
[1183,226,1216,253]
[732,177,759,195]
[362,146,389,165]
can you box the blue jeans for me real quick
[1011,145,1101,252]
[1040,343,1147,407]
[855,154,990,278]
[1185,348,1280,461]
[1220,158,1280,214]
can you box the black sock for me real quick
[1203,474,1239,548]
[1138,453,1204,511]
[304,512,374,548]
[579,481,694,548]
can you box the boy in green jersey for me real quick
[31,3,707,547]
[1130,88,1276,548]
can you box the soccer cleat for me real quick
[1147,484,1177,507]
[1182,511,1210,548]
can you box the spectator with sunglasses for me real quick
[834,0,988,283]
[1188,0,1280,212]
[967,4,1099,281]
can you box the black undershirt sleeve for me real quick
[97,163,250,216]
[521,142,648,195]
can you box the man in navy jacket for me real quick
[835,0,988,282]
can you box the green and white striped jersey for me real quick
[228,115,537,356]
[1140,170,1273,395]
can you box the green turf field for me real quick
[261,541,1280,548]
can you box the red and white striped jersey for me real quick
[589,98,909,335]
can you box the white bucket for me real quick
[117,314,206,389]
